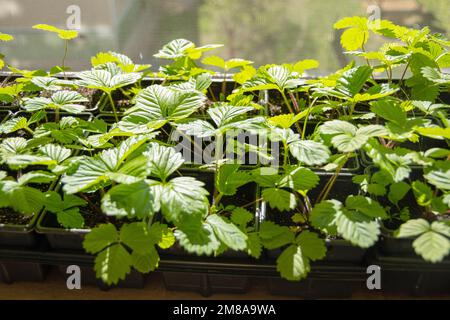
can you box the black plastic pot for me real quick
[55,265,146,290]
[162,271,249,296]
[266,239,368,298]
[369,250,450,296]
[0,213,43,248]
[159,167,263,296]
[0,261,47,284]
[368,220,450,295]
[36,210,88,251]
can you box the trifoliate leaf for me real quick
[94,244,132,285]
[83,224,119,254]
[276,244,310,281]
[207,214,248,251]
[259,221,295,249]
[262,188,296,212]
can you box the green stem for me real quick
[62,40,68,79]
[221,70,227,99]
[349,102,357,117]
[281,90,294,114]
[281,90,302,133]
[24,126,34,135]
[55,108,60,123]
[283,141,289,167]
[302,97,318,140]
[107,92,119,122]
[317,154,349,204]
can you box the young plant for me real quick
[32,24,78,74]
[0,32,14,70]
[76,63,142,121]
[202,55,253,98]
[154,39,222,79]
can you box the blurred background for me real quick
[0,0,449,75]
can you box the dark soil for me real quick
[0,207,33,226]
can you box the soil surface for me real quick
[0,208,33,226]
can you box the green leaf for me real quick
[56,208,84,229]
[207,214,248,251]
[276,245,310,281]
[412,181,433,207]
[152,177,209,225]
[246,232,262,259]
[321,121,387,153]
[120,222,154,254]
[8,186,46,216]
[293,59,319,74]
[432,221,450,237]
[174,223,221,255]
[208,105,254,127]
[231,207,254,227]
[397,219,430,238]
[62,136,148,194]
[0,32,14,41]
[33,24,78,40]
[416,127,450,140]
[94,244,132,285]
[278,167,319,192]
[262,188,296,212]
[154,39,222,60]
[388,181,411,205]
[311,200,342,234]
[202,56,253,71]
[216,163,252,196]
[259,221,295,249]
[371,99,406,124]
[335,210,380,248]
[102,181,154,218]
[336,66,372,96]
[413,231,450,263]
[334,16,369,51]
[425,169,450,190]
[131,247,159,273]
[119,85,206,133]
[76,69,141,93]
[289,140,330,166]
[295,231,327,261]
[83,224,119,254]
[421,67,450,84]
[39,144,71,164]
[144,143,184,181]
[17,171,56,185]
[345,195,388,219]
[0,117,30,134]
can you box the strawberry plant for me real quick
[0,17,449,288]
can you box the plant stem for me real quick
[283,141,289,167]
[317,154,349,204]
[62,40,68,79]
[302,97,318,140]
[24,126,34,135]
[221,70,227,99]
[400,60,411,82]
[280,90,294,114]
[281,90,302,133]
[107,92,119,122]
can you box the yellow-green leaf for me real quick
[416,127,450,139]
[334,16,369,51]
[293,59,319,74]
[33,24,78,40]
[0,32,14,41]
